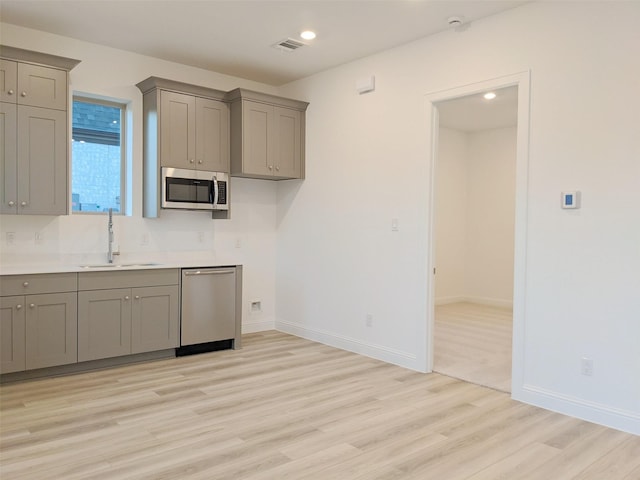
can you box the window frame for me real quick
[71,95,126,215]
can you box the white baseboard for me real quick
[242,318,276,333]
[435,295,513,309]
[514,384,640,436]
[276,320,419,371]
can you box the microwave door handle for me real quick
[212,175,219,206]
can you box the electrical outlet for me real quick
[198,231,205,243]
[6,232,15,245]
[250,301,262,313]
[365,314,373,327]
[141,233,149,246]
[235,237,242,248]
[581,357,594,376]
[35,232,44,245]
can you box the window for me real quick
[72,97,125,213]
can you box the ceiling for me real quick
[437,85,518,132]
[0,0,529,86]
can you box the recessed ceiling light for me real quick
[484,92,497,100]
[300,30,316,41]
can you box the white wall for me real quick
[0,24,280,333]
[435,126,516,307]
[277,2,640,434]
[434,127,468,303]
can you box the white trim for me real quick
[242,318,276,333]
[276,320,419,370]
[435,296,513,309]
[424,71,531,394]
[516,384,640,436]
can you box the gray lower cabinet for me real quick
[77,269,180,362]
[0,295,26,373]
[78,288,132,362]
[25,292,77,369]
[131,286,179,354]
[0,292,78,372]
[0,273,78,374]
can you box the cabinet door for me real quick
[196,97,229,172]
[25,292,77,369]
[17,106,67,215]
[160,91,195,168]
[78,289,132,362]
[274,106,302,179]
[131,285,179,354]
[0,102,18,214]
[0,60,18,103]
[242,100,274,177]
[17,63,67,110]
[0,296,26,374]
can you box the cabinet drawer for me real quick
[0,273,77,296]
[78,269,180,290]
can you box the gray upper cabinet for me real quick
[0,59,18,104]
[137,77,230,218]
[0,46,80,216]
[159,91,195,169]
[196,97,229,172]
[158,91,230,172]
[17,106,68,215]
[138,78,230,172]
[227,88,308,180]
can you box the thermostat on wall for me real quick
[561,191,581,209]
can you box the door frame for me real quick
[423,71,531,396]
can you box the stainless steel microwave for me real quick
[161,167,229,211]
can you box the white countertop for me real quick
[0,254,241,276]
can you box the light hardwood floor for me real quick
[434,302,513,392]
[1,331,638,479]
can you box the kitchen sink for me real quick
[79,262,163,269]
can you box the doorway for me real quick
[424,72,530,396]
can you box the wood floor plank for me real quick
[434,302,512,392]
[1,330,637,479]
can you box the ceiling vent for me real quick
[272,38,307,52]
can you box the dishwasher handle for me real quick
[184,269,235,276]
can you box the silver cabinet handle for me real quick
[124,296,130,300]
[8,201,15,206]
[29,303,35,308]
[7,89,14,95]
[20,201,27,207]
[21,91,27,97]
[23,282,29,287]
[16,304,22,310]
[134,295,140,300]
[184,269,235,276]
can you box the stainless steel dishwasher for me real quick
[177,266,241,356]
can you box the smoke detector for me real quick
[272,38,307,52]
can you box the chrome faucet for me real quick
[107,208,119,263]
